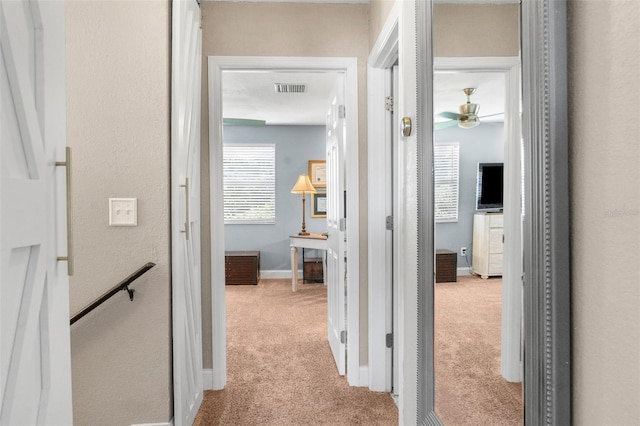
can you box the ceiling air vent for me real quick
[274,83,306,94]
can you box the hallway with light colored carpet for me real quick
[193,279,398,425]
[434,275,523,425]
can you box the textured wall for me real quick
[223,125,327,270]
[568,0,640,423]
[66,1,172,424]
[200,1,370,370]
[369,0,396,48]
[433,4,519,57]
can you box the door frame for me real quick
[207,56,361,387]
[433,56,523,382]
[367,0,523,399]
[367,2,399,393]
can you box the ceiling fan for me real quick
[223,118,266,126]
[436,88,502,130]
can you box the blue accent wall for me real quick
[223,125,326,270]
[435,123,504,268]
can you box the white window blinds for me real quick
[223,144,276,224]
[434,142,459,222]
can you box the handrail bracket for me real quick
[123,285,135,301]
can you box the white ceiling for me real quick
[223,71,341,126]
[222,70,506,126]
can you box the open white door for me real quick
[0,0,72,424]
[325,77,347,376]
[171,1,203,425]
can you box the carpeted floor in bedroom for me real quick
[194,275,523,425]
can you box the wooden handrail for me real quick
[70,262,156,325]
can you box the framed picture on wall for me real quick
[308,160,326,188]
[311,192,327,218]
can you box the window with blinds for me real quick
[434,142,459,222]
[223,144,276,224]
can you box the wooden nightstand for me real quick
[435,249,457,283]
[224,251,260,285]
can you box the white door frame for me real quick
[367,2,399,393]
[207,56,361,387]
[368,23,522,397]
[434,56,522,382]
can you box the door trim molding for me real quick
[207,56,361,387]
[434,56,522,382]
[367,3,399,393]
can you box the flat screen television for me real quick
[476,162,504,211]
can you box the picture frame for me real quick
[308,160,326,188]
[311,192,327,218]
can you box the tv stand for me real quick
[472,212,503,279]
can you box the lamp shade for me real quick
[291,174,317,194]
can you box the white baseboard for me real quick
[457,267,472,276]
[131,421,173,426]
[260,270,302,279]
[203,368,213,390]
[359,365,369,387]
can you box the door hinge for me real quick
[340,330,347,344]
[339,218,347,232]
[339,105,346,119]
[385,96,394,112]
[386,333,393,348]
[386,215,394,231]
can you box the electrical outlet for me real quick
[461,247,467,257]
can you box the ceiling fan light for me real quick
[460,103,480,116]
[458,115,480,129]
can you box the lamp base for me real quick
[298,231,310,236]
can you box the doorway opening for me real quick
[432,64,524,424]
[207,56,361,390]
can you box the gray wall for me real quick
[434,123,504,268]
[224,125,326,271]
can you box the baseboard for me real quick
[260,270,302,279]
[131,421,173,426]
[457,266,472,276]
[359,365,369,387]
[203,368,213,390]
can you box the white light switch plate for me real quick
[109,198,138,226]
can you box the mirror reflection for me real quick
[432,2,524,424]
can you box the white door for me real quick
[0,0,72,424]
[171,1,203,425]
[326,77,347,376]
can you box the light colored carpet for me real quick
[435,275,523,425]
[194,279,398,425]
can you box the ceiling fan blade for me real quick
[478,112,505,120]
[223,118,267,126]
[438,111,462,120]
[434,120,459,130]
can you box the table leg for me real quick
[290,245,298,292]
[322,250,327,285]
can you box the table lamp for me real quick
[291,174,317,236]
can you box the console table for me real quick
[290,234,327,292]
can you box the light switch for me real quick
[109,198,138,226]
